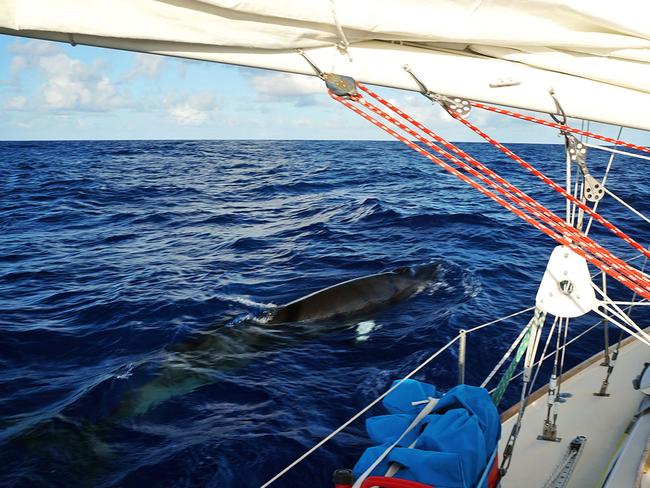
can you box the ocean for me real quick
[1,140,648,487]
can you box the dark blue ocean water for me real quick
[1,140,648,487]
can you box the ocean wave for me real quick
[1,140,647,487]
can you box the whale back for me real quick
[268,264,438,324]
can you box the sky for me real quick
[2,33,650,144]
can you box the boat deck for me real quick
[499,333,649,488]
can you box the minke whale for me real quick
[266,264,439,324]
[16,263,440,465]
[112,263,440,419]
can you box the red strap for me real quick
[359,476,434,488]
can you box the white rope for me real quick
[584,126,622,236]
[585,143,650,162]
[592,307,650,347]
[565,145,572,224]
[528,316,560,396]
[464,306,535,334]
[490,319,602,393]
[329,0,352,60]
[602,187,650,225]
[481,322,531,388]
[592,283,650,338]
[260,334,459,487]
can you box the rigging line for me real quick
[355,85,649,285]
[603,187,650,225]
[556,317,570,397]
[592,307,650,347]
[566,142,573,224]
[592,282,650,333]
[355,95,582,240]
[602,273,611,367]
[469,102,650,155]
[481,322,531,388]
[584,143,650,162]
[615,245,650,349]
[576,178,586,231]
[569,165,580,228]
[528,316,560,397]
[336,94,650,299]
[499,310,546,475]
[596,301,650,343]
[349,87,650,295]
[570,175,585,231]
[260,334,460,487]
[593,282,649,341]
[328,0,351,59]
[489,320,601,394]
[494,295,648,395]
[464,306,535,334]
[447,109,650,262]
[584,126,623,236]
[552,316,563,378]
[613,244,650,352]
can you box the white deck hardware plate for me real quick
[535,246,597,318]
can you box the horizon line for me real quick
[0,138,566,145]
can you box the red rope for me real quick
[355,86,650,288]
[470,101,650,156]
[328,87,650,301]
[445,108,650,261]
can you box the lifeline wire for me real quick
[261,305,532,486]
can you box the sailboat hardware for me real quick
[326,81,650,301]
[565,134,604,202]
[535,246,597,318]
[296,49,358,98]
[542,436,587,488]
[403,65,471,118]
[475,101,650,155]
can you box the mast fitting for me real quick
[403,65,471,118]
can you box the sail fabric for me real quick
[2,1,649,54]
[3,0,650,129]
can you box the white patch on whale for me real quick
[355,320,378,342]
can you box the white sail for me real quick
[2,0,650,130]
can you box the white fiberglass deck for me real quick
[499,334,649,488]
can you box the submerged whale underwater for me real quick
[115,262,440,418]
[15,263,442,469]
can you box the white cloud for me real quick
[123,53,165,80]
[248,72,323,105]
[6,40,129,112]
[8,39,62,57]
[10,56,28,77]
[163,92,218,125]
[38,54,128,111]
[3,95,27,110]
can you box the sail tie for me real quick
[328,0,352,60]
